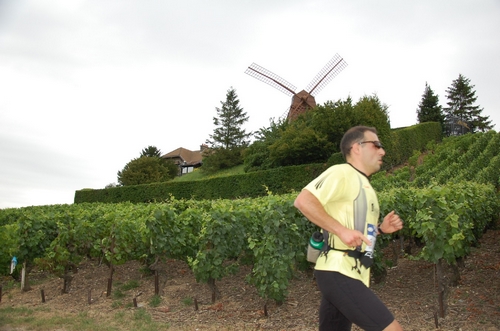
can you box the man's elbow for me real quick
[294,191,306,211]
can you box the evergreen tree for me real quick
[416,82,444,127]
[203,87,251,173]
[206,87,251,149]
[140,145,162,158]
[444,74,492,134]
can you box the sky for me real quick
[1,0,499,209]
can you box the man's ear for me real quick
[350,142,361,156]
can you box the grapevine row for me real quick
[1,131,499,303]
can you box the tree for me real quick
[117,157,177,186]
[416,82,445,127]
[243,118,287,172]
[243,95,391,170]
[444,74,492,134]
[203,87,252,173]
[268,121,332,166]
[207,87,251,149]
[140,146,162,158]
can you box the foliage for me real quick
[3,130,500,304]
[140,146,162,158]
[444,74,492,134]
[307,97,360,151]
[416,82,445,130]
[246,195,315,303]
[378,181,499,265]
[0,223,18,275]
[243,118,288,172]
[203,87,252,173]
[189,200,250,284]
[16,207,59,266]
[243,95,391,171]
[76,163,329,203]
[381,122,442,169]
[173,164,245,182]
[5,129,500,308]
[268,121,333,166]
[201,147,244,174]
[352,94,391,140]
[145,200,202,264]
[117,156,177,186]
[79,121,442,204]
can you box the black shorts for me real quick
[315,270,394,331]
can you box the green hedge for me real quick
[74,163,329,203]
[383,122,442,168]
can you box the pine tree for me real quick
[140,146,162,158]
[207,87,251,149]
[416,83,444,127]
[444,74,492,134]
[203,87,252,172]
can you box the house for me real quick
[161,145,206,176]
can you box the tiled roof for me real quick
[161,147,203,166]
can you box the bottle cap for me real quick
[310,232,324,249]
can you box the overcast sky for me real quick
[1,0,499,209]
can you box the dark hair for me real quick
[340,126,378,159]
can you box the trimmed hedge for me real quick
[74,163,329,203]
[383,122,442,168]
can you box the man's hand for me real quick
[338,228,372,248]
[380,210,404,234]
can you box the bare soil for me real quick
[1,226,499,331]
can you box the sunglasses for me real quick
[359,141,384,149]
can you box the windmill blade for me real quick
[278,109,289,122]
[245,63,297,97]
[306,54,348,97]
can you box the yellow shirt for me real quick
[304,163,380,286]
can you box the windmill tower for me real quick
[245,54,347,121]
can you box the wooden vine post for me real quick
[435,259,446,318]
[207,277,220,303]
[154,270,159,295]
[20,261,31,292]
[106,236,116,297]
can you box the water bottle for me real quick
[307,231,324,263]
[360,224,377,268]
[10,256,17,274]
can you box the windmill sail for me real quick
[306,54,347,96]
[245,63,296,96]
[245,54,347,121]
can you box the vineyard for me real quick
[1,131,500,329]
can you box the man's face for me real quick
[359,131,386,175]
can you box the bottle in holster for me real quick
[307,231,324,263]
[360,224,377,268]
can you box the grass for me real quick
[0,305,172,331]
[172,164,245,182]
[181,296,193,306]
[113,288,126,299]
[148,294,162,307]
[121,279,140,291]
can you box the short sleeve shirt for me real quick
[304,163,380,286]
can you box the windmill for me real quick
[245,54,347,121]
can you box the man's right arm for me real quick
[294,189,371,248]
